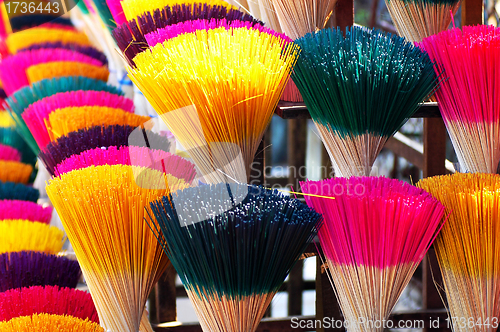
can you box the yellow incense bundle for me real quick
[45,106,151,141]
[0,220,64,254]
[121,0,236,21]
[27,62,109,84]
[0,111,15,128]
[6,28,91,54]
[0,313,104,332]
[417,173,500,332]
[46,165,188,332]
[129,27,298,183]
[0,160,33,184]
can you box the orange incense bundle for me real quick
[46,165,188,332]
[45,106,151,141]
[0,161,33,184]
[6,28,91,54]
[27,62,110,84]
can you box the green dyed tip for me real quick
[292,26,440,139]
[149,183,322,299]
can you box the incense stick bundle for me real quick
[46,165,188,332]
[385,0,461,42]
[5,76,123,154]
[54,146,197,182]
[0,144,20,162]
[0,181,39,202]
[112,4,261,65]
[23,91,134,149]
[26,62,110,84]
[0,161,33,184]
[301,177,445,332]
[45,106,150,142]
[21,42,108,67]
[0,220,64,254]
[0,200,52,224]
[39,125,172,175]
[417,173,500,332]
[9,16,75,33]
[292,27,439,177]
[120,0,235,21]
[0,127,36,166]
[6,28,91,54]
[0,313,104,332]
[0,49,104,95]
[0,251,81,292]
[128,24,297,183]
[148,183,321,332]
[256,0,282,32]
[0,286,99,323]
[419,26,500,173]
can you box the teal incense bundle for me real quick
[148,183,322,332]
[292,27,439,177]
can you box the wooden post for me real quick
[462,0,484,26]
[154,265,178,323]
[250,137,266,186]
[287,119,308,316]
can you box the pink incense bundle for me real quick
[0,49,103,95]
[0,285,99,323]
[54,145,197,182]
[23,91,135,149]
[145,18,291,47]
[0,200,53,224]
[418,25,500,173]
[107,0,127,25]
[0,144,21,162]
[301,177,445,332]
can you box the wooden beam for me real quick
[335,0,354,30]
[154,265,177,323]
[462,0,484,25]
[423,118,447,178]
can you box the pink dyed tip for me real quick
[0,200,53,224]
[0,49,104,95]
[301,177,445,268]
[0,144,21,162]
[54,145,197,183]
[145,18,292,48]
[106,0,127,25]
[23,91,134,149]
[0,285,99,323]
[418,25,500,123]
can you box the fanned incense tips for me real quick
[419,26,500,173]
[112,7,262,65]
[129,25,298,183]
[417,173,500,332]
[301,177,445,332]
[0,251,81,292]
[5,76,123,155]
[23,91,134,149]
[292,27,439,177]
[0,286,99,323]
[0,200,52,224]
[54,146,197,183]
[0,161,33,184]
[46,165,188,332]
[149,183,321,332]
[21,42,108,66]
[386,0,461,42]
[0,181,39,202]
[121,0,236,21]
[0,49,103,95]
[0,313,104,332]
[26,62,110,84]
[6,28,91,54]
[45,106,151,142]
[39,125,172,175]
[0,144,20,162]
[0,220,64,254]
